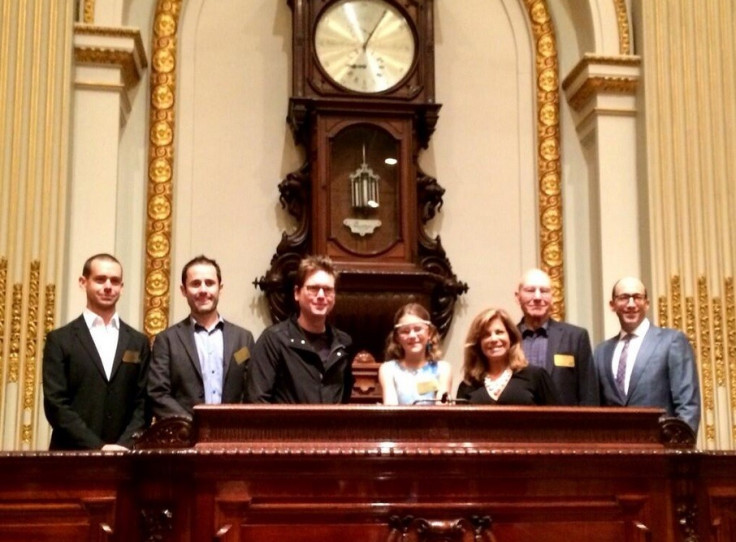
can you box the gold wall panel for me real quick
[144,0,183,338]
[523,0,565,320]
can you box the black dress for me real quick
[456,366,559,405]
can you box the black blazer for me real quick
[148,317,255,418]
[42,315,151,450]
[519,318,599,406]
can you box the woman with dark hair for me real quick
[457,307,558,405]
[378,303,452,405]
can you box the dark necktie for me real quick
[615,334,633,395]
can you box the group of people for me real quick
[42,253,701,451]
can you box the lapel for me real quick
[72,316,107,381]
[626,326,661,401]
[175,318,204,379]
[221,321,236,382]
[601,337,622,402]
[108,321,130,381]
[545,319,562,373]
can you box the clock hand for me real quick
[362,9,388,51]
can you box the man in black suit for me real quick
[515,268,599,406]
[42,254,150,450]
[148,255,255,419]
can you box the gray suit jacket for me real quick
[148,317,255,419]
[594,323,701,432]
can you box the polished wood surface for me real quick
[0,406,733,542]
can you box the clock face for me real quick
[314,0,417,94]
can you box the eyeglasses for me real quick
[396,324,429,337]
[614,293,647,303]
[303,285,335,297]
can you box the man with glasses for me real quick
[246,255,353,403]
[515,268,598,405]
[594,276,700,432]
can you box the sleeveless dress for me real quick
[383,360,443,405]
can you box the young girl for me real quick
[378,303,452,405]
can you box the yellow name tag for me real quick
[554,354,575,368]
[122,350,140,363]
[416,379,438,396]
[233,346,250,365]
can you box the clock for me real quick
[257,0,467,377]
[314,0,417,94]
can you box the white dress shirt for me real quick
[612,317,650,394]
[83,309,120,380]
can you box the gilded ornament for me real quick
[541,207,561,230]
[149,157,172,184]
[146,269,169,297]
[539,103,557,126]
[542,243,562,266]
[45,284,55,334]
[538,68,557,92]
[147,232,171,258]
[152,84,174,109]
[151,121,173,146]
[9,284,23,383]
[529,1,550,24]
[613,0,631,55]
[82,0,95,23]
[713,298,724,387]
[148,194,172,220]
[539,137,559,161]
[153,49,175,73]
[672,275,682,330]
[537,34,554,57]
[541,172,560,195]
[658,296,668,328]
[155,13,176,37]
[145,307,168,334]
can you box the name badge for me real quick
[233,346,250,365]
[122,350,141,363]
[416,379,438,396]
[554,354,575,368]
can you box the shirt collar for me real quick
[519,319,549,337]
[620,317,650,340]
[83,308,120,329]
[190,314,224,333]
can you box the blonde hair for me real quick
[463,307,528,385]
[384,303,442,361]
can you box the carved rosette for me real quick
[388,515,494,542]
[523,0,564,320]
[144,0,183,339]
[659,416,696,449]
[134,416,194,450]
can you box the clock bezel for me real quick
[310,0,422,98]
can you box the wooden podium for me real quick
[0,406,734,541]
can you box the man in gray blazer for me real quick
[515,268,598,405]
[594,277,700,432]
[148,255,255,419]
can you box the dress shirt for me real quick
[520,321,549,368]
[83,309,119,380]
[192,316,224,404]
[612,318,650,394]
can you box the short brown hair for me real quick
[384,303,442,361]
[294,255,337,288]
[463,307,528,385]
[82,253,121,278]
[181,255,222,285]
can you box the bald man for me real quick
[594,277,700,432]
[515,268,598,405]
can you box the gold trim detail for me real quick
[713,297,725,388]
[563,54,641,86]
[697,277,715,443]
[613,0,631,55]
[74,47,142,90]
[567,76,638,113]
[144,0,183,338]
[0,258,6,392]
[82,0,95,24]
[9,284,22,383]
[523,0,565,319]
[658,295,668,328]
[45,284,56,335]
[23,262,40,413]
[725,278,736,441]
[74,24,147,55]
